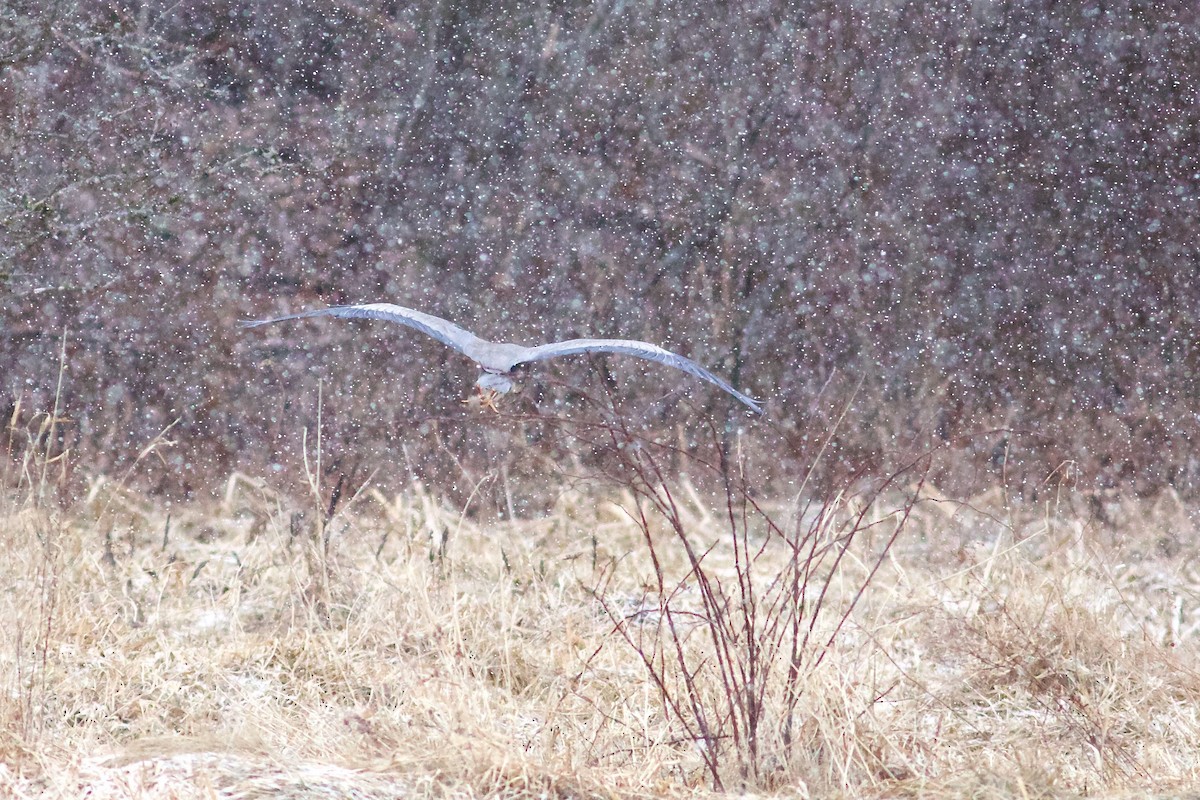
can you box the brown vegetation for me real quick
[4,5,1200,796]
[3,356,1200,797]
[3,426,1200,797]
[3,1,1199,500]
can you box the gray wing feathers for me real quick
[244,306,763,414]
[243,303,484,355]
[521,338,763,414]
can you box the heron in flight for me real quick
[244,302,763,414]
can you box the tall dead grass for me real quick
[3,385,1200,798]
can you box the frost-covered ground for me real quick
[3,476,1198,799]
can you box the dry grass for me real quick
[2,463,1200,799]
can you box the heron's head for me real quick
[476,372,516,394]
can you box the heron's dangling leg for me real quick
[462,386,502,413]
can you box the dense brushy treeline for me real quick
[2,1,1198,500]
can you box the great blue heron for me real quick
[244,302,763,414]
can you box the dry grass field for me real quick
[6,5,1200,797]
[3,429,1200,799]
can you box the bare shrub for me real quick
[543,402,925,788]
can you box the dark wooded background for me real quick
[3,1,1198,504]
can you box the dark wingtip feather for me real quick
[736,395,765,415]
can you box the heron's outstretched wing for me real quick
[243,303,487,358]
[519,338,763,414]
